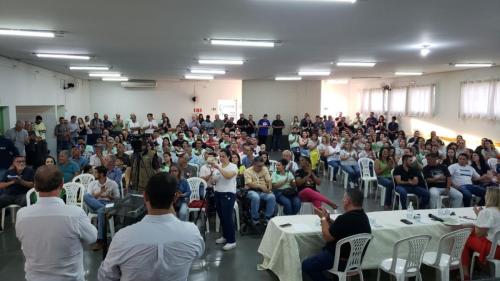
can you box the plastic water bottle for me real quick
[406,202,414,220]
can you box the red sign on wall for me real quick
[193,108,203,113]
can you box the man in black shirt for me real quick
[271,114,285,152]
[387,116,399,142]
[236,114,249,132]
[0,135,19,187]
[394,155,429,209]
[0,156,34,226]
[423,153,463,208]
[302,189,371,281]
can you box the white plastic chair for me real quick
[63,182,84,208]
[358,158,378,198]
[328,233,373,281]
[186,177,209,232]
[215,201,240,232]
[25,188,39,206]
[487,158,498,170]
[377,234,431,281]
[1,204,21,230]
[72,173,95,192]
[470,230,500,279]
[187,163,200,177]
[422,228,472,281]
[391,169,419,210]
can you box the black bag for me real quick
[281,188,298,197]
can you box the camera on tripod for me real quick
[131,135,146,153]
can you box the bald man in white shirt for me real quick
[16,165,97,281]
[98,172,204,281]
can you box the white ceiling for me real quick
[0,0,499,81]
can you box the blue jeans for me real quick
[302,249,334,281]
[377,176,394,206]
[272,134,282,151]
[395,185,430,209]
[83,193,110,240]
[327,160,341,179]
[215,192,236,243]
[341,164,360,183]
[456,184,486,207]
[178,201,188,221]
[246,190,276,222]
[274,191,301,215]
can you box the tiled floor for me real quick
[0,158,495,281]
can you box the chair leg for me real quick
[376,269,381,281]
[108,217,115,239]
[459,265,465,281]
[358,269,364,281]
[470,255,476,279]
[1,208,5,230]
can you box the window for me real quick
[460,80,499,120]
[360,88,386,114]
[408,85,435,117]
[388,87,407,115]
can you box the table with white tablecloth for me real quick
[257,207,476,281]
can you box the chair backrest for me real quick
[25,188,39,206]
[63,182,85,207]
[186,177,207,203]
[434,228,472,267]
[358,158,375,179]
[269,160,278,173]
[188,163,199,177]
[120,173,126,198]
[333,233,373,273]
[72,173,95,192]
[391,168,396,187]
[390,235,431,275]
[487,158,498,171]
[487,230,500,260]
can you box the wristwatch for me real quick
[320,217,327,222]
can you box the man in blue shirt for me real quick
[257,114,270,146]
[70,146,89,169]
[104,154,123,189]
[58,150,80,183]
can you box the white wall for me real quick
[242,80,321,133]
[348,67,500,147]
[0,56,91,126]
[321,81,350,117]
[89,80,242,124]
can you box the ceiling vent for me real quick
[121,80,157,88]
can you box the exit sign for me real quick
[193,108,202,113]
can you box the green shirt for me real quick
[377,159,392,178]
[288,134,299,149]
[271,171,295,190]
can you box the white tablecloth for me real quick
[257,208,476,281]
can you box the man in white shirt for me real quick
[83,166,120,251]
[16,165,97,281]
[127,113,141,135]
[142,113,158,135]
[98,172,204,281]
[90,145,105,167]
[448,153,486,207]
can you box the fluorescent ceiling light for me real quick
[275,76,302,81]
[395,72,423,76]
[190,69,226,75]
[198,59,244,65]
[298,70,330,76]
[89,72,121,77]
[209,39,275,48]
[336,62,376,67]
[102,77,128,82]
[420,47,430,57]
[326,79,349,84]
[453,63,493,68]
[0,29,55,38]
[185,74,214,80]
[69,66,109,71]
[36,53,90,60]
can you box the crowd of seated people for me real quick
[0,110,499,280]
[2,111,499,216]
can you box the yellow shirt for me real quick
[33,122,47,140]
[244,166,271,189]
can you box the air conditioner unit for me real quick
[121,80,157,88]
